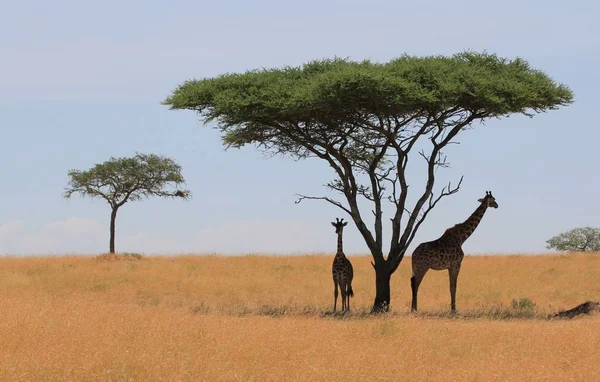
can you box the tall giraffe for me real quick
[331,218,354,313]
[411,191,499,313]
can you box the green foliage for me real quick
[164,51,572,153]
[64,153,191,208]
[512,297,536,311]
[546,227,600,252]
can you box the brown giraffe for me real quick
[411,191,499,313]
[331,218,354,313]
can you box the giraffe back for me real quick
[411,238,464,272]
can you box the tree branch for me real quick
[368,133,394,249]
[390,175,464,273]
[397,113,477,250]
[294,194,352,215]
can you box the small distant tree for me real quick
[546,227,600,252]
[64,153,191,253]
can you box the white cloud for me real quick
[0,218,106,255]
[0,220,25,235]
[42,217,105,235]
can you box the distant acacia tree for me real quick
[546,227,600,252]
[164,51,572,312]
[64,153,191,253]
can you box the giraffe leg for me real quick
[333,280,339,313]
[449,265,461,313]
[411,269,428,312]
[346,284,351,312]
[340,280,347,312]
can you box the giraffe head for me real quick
[478,191,499,209]
[331,217,348,234]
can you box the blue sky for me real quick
[0,0,598,255]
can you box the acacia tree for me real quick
[64,153,191,253]
[164,52,572,312]
[546,227,600,252]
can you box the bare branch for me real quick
[295,194,353,215]
[396,113,478,256]
[390,175,464,273]
[367,134,394,248]
[409,175,463,246]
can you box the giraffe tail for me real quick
[347,284,354,297]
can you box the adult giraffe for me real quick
[411,191,499,313]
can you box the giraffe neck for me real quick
[457,202,488,243]
[336,231,344,254]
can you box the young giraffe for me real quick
[411,191,499,313]
[331,218,354,313]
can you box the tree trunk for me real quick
[371,262,392,313]
[109,207,118,253]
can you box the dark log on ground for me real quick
[550,301,600,319]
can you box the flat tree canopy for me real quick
[164,51,572,312]
[64,153,191,253]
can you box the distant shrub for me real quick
[512,297,536,311]
[94,252,143,261]
[121,252,143,260]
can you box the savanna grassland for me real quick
[1,253,599,381]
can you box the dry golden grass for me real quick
[1,253,599,381]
